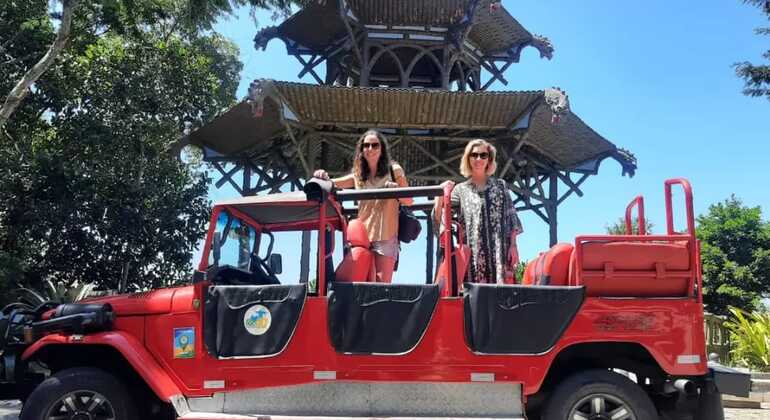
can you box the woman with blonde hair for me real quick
[433,139,523,283]
[314,130,412,283]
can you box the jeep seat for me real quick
[571,241,692,297]
[335,219,374,282]
[522,243,574,286]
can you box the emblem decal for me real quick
[244,304,272,335]
[173,327,195,359]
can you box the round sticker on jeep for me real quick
[243,304,271,335]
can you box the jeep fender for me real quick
[21,331,181,403]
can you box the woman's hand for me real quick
[384,181,399,188]
[313,169,330,180]
[440,180,455,189]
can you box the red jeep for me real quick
[1,178,750,420]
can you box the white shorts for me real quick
[370,236,399,259]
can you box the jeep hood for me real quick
[82,286,194,316]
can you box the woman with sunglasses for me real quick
[433,139,523,284]
[314,130,412,283]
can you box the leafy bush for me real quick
[14,280,96,307]
[724,307,770,371]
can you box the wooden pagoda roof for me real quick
[255,0,554,58]
[185,80,636,178]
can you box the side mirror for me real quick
[269,253,283,275]
[212,232,222,267]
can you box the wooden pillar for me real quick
[242,160,252,196]
[547,174,558,246]
[360,38,370,87]
[441,48,451,89]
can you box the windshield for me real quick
[209,210,257,269]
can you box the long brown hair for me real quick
[352,129,393,182]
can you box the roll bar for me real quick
[625,195,646,235]
[665,178,695,236]
[335,185,445,201]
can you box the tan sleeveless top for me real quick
[354,164,405,242]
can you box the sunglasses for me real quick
[362,142,380,150]
[470,152,489,160]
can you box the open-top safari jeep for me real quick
[0,178,750,420]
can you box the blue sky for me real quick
[208,1,769,283]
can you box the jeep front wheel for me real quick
[20,367,137,420]
[542,369,657,420]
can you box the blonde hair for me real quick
[460,139,497,177]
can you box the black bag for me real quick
[390,165,422,243]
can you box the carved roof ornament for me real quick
[254,26,280,51]
[248,79,278,118]
[530,34,554,60]
[544,87,569,124]
[615,148,638,177]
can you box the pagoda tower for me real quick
[182,0,636,249]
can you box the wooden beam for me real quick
[320,130,493,143]
[405,137,462,178]
[556,171,585,198]
[294,54,324,84]
[409,152,463,175]
[557,172,591,205]
[480,59,510,89]
[212,162,244,195]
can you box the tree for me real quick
[0,0,305,128]
[605,217,654,235]
[697,196,770,316]
[0,1,245,302]
[0,0,79,128]
[736,0,770,100]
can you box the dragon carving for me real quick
[254,26,280,51]
[530,34,554,60]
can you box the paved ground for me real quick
[725,408,770,419]
[1,400,767,419]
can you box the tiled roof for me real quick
[187,81,635,176]
[255,0,551,58]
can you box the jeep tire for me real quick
[542,369,658,420]
[20,367,137,420]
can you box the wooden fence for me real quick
[705,313,731,364]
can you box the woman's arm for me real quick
[331,173,355,189]
[393,165,413,205]
[432,180,456,233]
[508,231,520,267]
[503,179,523,267]
[314,169,355,189]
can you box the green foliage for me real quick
[515,260,527,282]
[0,0,246,303]
[736,0,770,100]
[724,307,770,371]
[698,196,770,316]
[605,217,654,235]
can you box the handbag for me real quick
[389,165,422,243]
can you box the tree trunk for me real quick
[0,0,79,128]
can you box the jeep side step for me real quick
[174,382,525,420]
